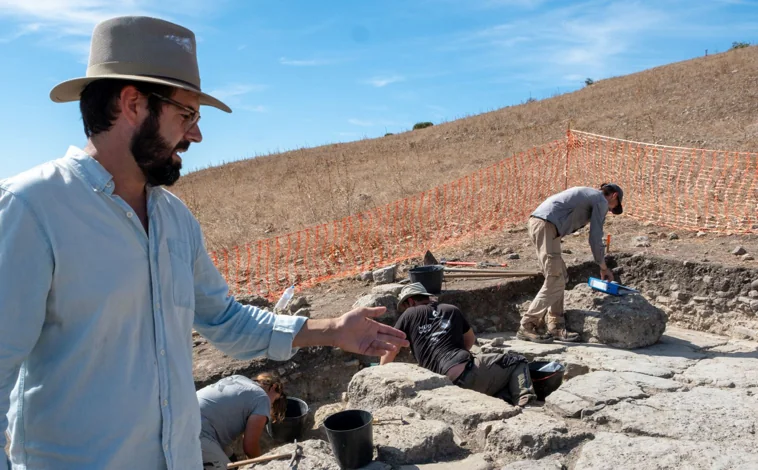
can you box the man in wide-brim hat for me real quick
[0,16,408,470]
[381,283,537,408]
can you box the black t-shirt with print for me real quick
[393,302,472,375]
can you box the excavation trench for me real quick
[192,254,758,466]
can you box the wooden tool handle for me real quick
[227,452,292,468]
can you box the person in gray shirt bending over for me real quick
[197,373,285,469]
[517,184,624,343]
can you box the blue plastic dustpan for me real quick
[588,277,639,296]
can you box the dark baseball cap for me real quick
[602,183,624,214]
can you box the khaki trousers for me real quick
[520,217,568,330]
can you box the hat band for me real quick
[86,61,201,90]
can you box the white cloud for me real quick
[443,1,676,83]
[0,22,42,43]
[364,75,405,87]
[0,0,216,55]
[348,118,374,127]
[0,1,153,36]
[279,56,339,66]
[206,83,267,100]
[237,104,267,113]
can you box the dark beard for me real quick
[130,113,188,187]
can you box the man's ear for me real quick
[119,85,147,128]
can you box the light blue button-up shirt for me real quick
[0,147,307,469]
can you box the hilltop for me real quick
[172,47,758,251]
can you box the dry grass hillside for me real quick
[172,47,758,251]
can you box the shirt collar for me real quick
[64,146,116,195]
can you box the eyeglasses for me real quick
[150,93,201,131]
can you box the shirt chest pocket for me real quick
[167,238,195,309]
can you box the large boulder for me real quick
[564,283,667,348]
[574,432,758,470]
[347,363,451,411]
[373,406,459,465]
[477,410,591,459]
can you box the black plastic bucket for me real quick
[267,397,309,442]
[323,409,373,469]
[528,361,565,401]
[409,265,444,294]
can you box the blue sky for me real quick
[1,0,756,179]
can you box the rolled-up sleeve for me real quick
[588,200,608,265]
[0,188,52,469]
[189,221,307,361]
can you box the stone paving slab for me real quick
[660,326,730,350]
[397,453,494,470]
[501,459,565,470]
[545,371,646,418]
[616,372,684,393]
[574,432,758,470]
[681,357,758,388]
[550,340,706,379]
[706,339,758,356]
[591,387,758,443]
[477,332,569,358]
[409,386,521,435]
[477,410,591,459]
[373,406,459,466]
[347,363,452,411]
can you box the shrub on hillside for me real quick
[384,132,394,136]
[731,41,750,50]
[413,122,434,130]
[585,77,595,86]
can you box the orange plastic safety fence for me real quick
[567,130,758,235]
[209,139,567,298]
[208,131,757,299]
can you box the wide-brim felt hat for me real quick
[50,16,231,113]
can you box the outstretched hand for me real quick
[600,266,615,282]
[333,306,409,356]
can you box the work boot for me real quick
[517,325,554,343]
[548,327,581,343]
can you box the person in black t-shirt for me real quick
[380,283,537,407]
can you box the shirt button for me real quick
[164,444,168,451]
[126,212,133,218]
[106,182,112,188]
[163,399,168,407]
[160,349,165,356]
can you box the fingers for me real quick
[376,331,409,348]
[353,306,387,318]
[364,339,404,357]
[376,322,407,340]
